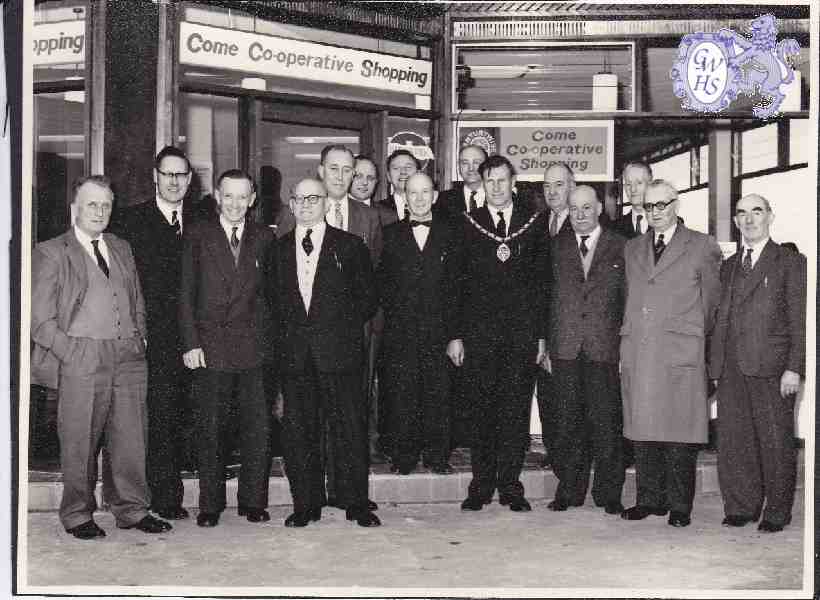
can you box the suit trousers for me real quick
[282,362,369,513]
[465,337,536,501]
[448,364,472,449]
[58,337,149,530]
[552,355,624,505]
[633,441,699,514]
[717,344,796,525]
[193,367,271,513]
[535,368,555,456]
[144,353,189,511]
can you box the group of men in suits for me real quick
[31,138,805,537]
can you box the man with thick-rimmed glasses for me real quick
[111,146,209,521]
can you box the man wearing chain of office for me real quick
[447,154,551,513]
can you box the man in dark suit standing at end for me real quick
[377,172,458,475]
[274,177,380,528]
[111,146,208,521]
[545,185,626,515]
[448,155,551,513]
[619,179,721,528]
[435,144,488,223]
[709,194,806,533]
[612,162,651,239]
[179,170,275,528]
[31,176,172,538]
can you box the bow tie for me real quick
[410,220,431,228]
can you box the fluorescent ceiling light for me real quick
[284,136,358,144]
[38,135,84,143]
[294,153,321,160]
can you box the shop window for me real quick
[789,119,809,165]
[741,123,778,174]
[178,93,239,205]
[455,44,634,112]
[677,188,709,234]
[650,152,691,192]
[741,168,813,257]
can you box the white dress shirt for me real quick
[393,192,407,220]
[295,222,326,313]
[741,236,770,268]
[74,225,110,265]
[654,221,678,246]
[549,208,569,235]
[411,218,432,250]
[489,204,514,235]
[630,208,648,235]
[156,195,184,231]
[576,225,602,278]
[219,215,245,245]
[328,196,349,230]
[462,185,485,211]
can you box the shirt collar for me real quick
[655,221,678,244]
[296,220,326,239]
[73,224,104,246]
[219,215,244,239]
[350,194,370,207]
[156,195,183,224]
[575,225,601,246]
[743,236,769,255]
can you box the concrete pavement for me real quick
[20,490,809,597]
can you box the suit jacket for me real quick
[549,227,626,364]
[545,208,574,240]
[709,239,806,380]
[450,204,551,350]
[179,219,275,371]
[30,229,147,389]
[272,225,377,374]
[377,194,404,226]
[434,183,469,222]
[620,225,722,444]
[109,198,209,370]
[377,216,459,358]
[346,197,384,267]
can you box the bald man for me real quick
[376,173,459,475]
[709,194,806,533]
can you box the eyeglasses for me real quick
[644,200,675,213]
[291,194,325,206]
[157,169,190,180]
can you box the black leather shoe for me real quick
[367,499,379,511]
[325,498,378,511]
[722,515,756,527]
[66,520,106,540]
[501,496,531,512]
[284,507,321,528]
[346,507,381,527]
[154,506,189,520]
[460,496,488,511]
[758,516,790,533]
[430,463,455,475]
[196,512,220,527]
[238,507,271,522]
[120,514,173,533]
[668,511,691,527]
[547,498,583,512]
[620,505,668,520]
[604,501,625,515]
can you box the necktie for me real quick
[403,206,410,221]
[171,210,181,236]
[469,190,478,212]
[579,235,590,257]
[230,226,240,249]
[334,199,343,229]
[653,233,666,264]
[549,213,558,237]
[302,228,314,255]
[410,220,431,228]
[742,247,753,274]
[496,211,507,238]
[91,239,109,278]
[635,214,643,235]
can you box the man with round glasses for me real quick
[112,146,209,521]
[619,179,721,528]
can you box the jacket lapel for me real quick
[283,233,308,321]
[560,231,585,283]
[233,222,257,300]
[310,227,338,321]
[508,202,528,235]
[204,221,237,287]
[650,226,691,278]
[585,229,611,287]
[64,230,90,290]
[736,239,777,304]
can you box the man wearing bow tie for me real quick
[619,179,721,528]
[272,177,379,528]
[179,170,276,527]
[377,173,459,475]
[709,194,806,533]
[545,185,627,516]
[447,155,551,513]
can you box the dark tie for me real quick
[403,206,410,221]
[469,190,477,212]
[653,233,666,264]
[496,211,507,237]
[230,226,240,249]
[91,239,109,278]
[635,214,643,235]
[549,213,558,237]
[410,220,431,228]
[579,235,590,257]
[171,210,181,236]
[302,228,314,255]
[742,247,753,274]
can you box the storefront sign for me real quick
[179,22,432,96]
[388,131,434,169]
[33,20,85,66]
[456,121,614,181]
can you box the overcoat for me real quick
[619,225,721,443]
